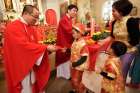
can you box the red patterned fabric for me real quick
[87,43,100,71]
[86,39,111,71]
[71,69,85,93]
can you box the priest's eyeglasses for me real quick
[30,14,39,20]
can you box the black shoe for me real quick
[69,90,75,93]
[68,77,71,80]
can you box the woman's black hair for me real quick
[112,0,133,16]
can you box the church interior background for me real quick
[0,0,139,23]
[0,0,140,93]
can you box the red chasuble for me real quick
[4,20,50,93]
[55,15,73,66]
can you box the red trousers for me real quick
[71,69,85,93]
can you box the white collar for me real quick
[19,17,28,25]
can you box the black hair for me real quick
[112,0,133,16]
[67,4,78,11]
[127,17,140,46]
[111,41,127,57]
[22,5,38,15]
[73,27,80,33]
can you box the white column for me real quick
[38,0,43,14]
[12,0,21,13]
[26,0,34,5]
[37,0,44,24]
[0,0,6,19]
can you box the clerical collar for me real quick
[19,17,28,25]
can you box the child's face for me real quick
[72,30,81,40]
[107,48,114,55]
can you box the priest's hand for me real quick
[47,45,59,52]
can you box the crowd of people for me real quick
[0,0,140,93]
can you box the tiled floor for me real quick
[0,79,7,93]
[125,87,140,93]
[0,63,7,93]
[0,66,72,93]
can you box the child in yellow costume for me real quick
[100,41,127,93]
[70,23,89,93]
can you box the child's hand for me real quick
[95,67,102,74]
[61,47,67,53]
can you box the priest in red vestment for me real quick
[4,5,59,93]
[55,4,78,79]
